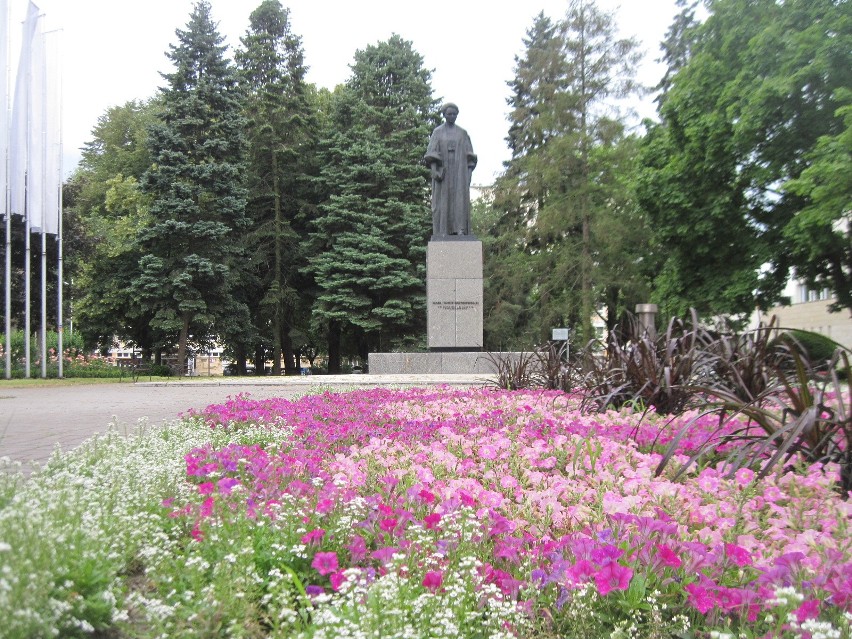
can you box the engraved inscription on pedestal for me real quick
[427,240,483,349]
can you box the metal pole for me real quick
[54,29,62,377]
[40,228,45,377]
[24,191,29,377]
[2,0,10,380]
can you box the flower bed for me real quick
[1,387,850,638]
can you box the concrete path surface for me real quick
[0,374,489,474]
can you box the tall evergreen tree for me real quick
[135,1,248,372]
[236,0,317,374]
[491,0,647,343]
[307,35,437,371]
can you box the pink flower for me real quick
[724,543,753,567]
[329,571,346,591]
[301,528,325,545]
[656,544,682,568]
[418,489,436,504]
[316,499,334,514]
[795,599,820,623]
[217,477,240,495]
[685,582,715,614]
[422,570,443,592]
[479,444,498,460]
[197,482,215,495]
[423,513,441,530]
[380,518,398,532]
[311,551,339,576]
[199,496,214,518]
[594,562,633,596]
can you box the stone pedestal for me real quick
[427,239,483,349]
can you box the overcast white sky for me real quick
[8,0,679,182]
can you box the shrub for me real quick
[577,311,708,415]
[781,329,844,368]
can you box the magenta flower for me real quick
[301,528,325,545]
[199,496,214,518]
[422,570,443,592]
[371,546,397,564]
[567,559,596,585]
[423,513,441,530]
[724,543,753,567]
[591,544,623,565]
[685,582,715,614]
[329,571,346,591]
[379,518,398,533]
[311,551,339,576]
[656,544,682,568]
[418,489,436,504]
[795,599,820,623]
[217,477,240,495]
[347,535,367,561]
[197,482,215,495]
[594,562,633,596]
[315,498,334,514]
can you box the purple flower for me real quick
[217,477,240,495]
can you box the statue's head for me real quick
[441,102,459,124]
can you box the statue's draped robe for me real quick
[424,123,477,236]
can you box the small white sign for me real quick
[552,328,570,341]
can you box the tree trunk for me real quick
[176,312,190,376]
[283,329,296,375]
[234,343,247,375]
[271,154,283,375]
[327,321,341,374]
[253,344,265,375]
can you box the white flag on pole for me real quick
[42,28,60,236]
[25,11,46,233]
[0,0,9,221]
[9,1,40,220]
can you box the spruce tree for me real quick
[236,0,317,374]
[135,1,248,372]
[307,36,437,371]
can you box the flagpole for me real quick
[2,0,10,379]
[56,30,63,379]
[24,189,30,378]
[57,186,63,378]
[39,26,46,379]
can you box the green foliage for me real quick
[639,0,852,316]
[0,329,84,361]
[234,0,318,374]
[136,0,249,369]
[780,329,844,368]
[488,1,651,345]
[306,36,438,370]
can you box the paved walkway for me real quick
[0,374,489,474]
